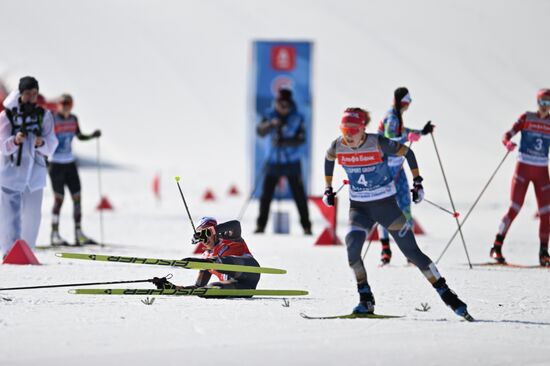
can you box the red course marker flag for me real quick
[3,240,40,265]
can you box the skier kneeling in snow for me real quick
[152,217,261,292]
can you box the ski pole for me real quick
[430,133,472,269]
[361,223,377,260]
[334,180,349,195]
[0,274,172,292]
[175,176,196,233]
[237,149,275,221]
[424,198,460,217]
[96,138,105,246]
[436,150,511,264]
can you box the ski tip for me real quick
[262,269,287,274]
[55,253,63,258]
[175,176,181,182]
[68,290,77,294]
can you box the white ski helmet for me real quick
[196,216,217,233]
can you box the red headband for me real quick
[341,110,367,126]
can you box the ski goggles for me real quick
[340,125,362,136]
[401,93,412,104]
[199,226,215,238]
[538,99,550,107]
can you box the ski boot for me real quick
[75,228,98,246]
[490,245,506,264]
[50,230,69,246]
[352,284,375,314]
[540,248,550,267]
[433,278,473,321]
[253,226,265,234]
[380,239,392,266]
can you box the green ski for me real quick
[70,288,308,297]
[56,253,286,274]
[300,312,403,320]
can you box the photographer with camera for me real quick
[254,88,311,235]
[0,76,58,257]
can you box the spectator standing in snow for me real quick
[254,88,312,235]
[0,76,58,257]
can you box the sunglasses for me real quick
[60,100,73,106]
[539,99,550,107]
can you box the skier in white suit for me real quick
[0,76,58,257]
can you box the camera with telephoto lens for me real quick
[273,118,287,146]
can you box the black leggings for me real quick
[257,163,311,230]
[346,196,438,285]
[213,256,261,290]
[49,162,81,196]
[48,162,82,223]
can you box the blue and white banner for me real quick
[249,41,313,199]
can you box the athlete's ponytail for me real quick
[393,87,410,131]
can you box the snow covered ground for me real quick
[1,1,550,365]
[2,169,549,366]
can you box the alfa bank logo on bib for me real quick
[525,122,550,134]
[337,152,383,166]
[271,46,296,71]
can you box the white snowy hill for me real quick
[1,1,549,365]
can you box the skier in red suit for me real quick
[490,89,550,266]
[153,217,261,290]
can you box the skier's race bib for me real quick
[337,151,383,167]
[519,117,550,166]
[343,165,396,201]
[524,121,550,135]
[334,139,395,202]
[52,117,78,163]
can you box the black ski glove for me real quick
[421,121,434,135]
[151,277,176,290]
[411,176,425,204]
[92,129,102,138]
[322,187,335,207]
